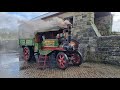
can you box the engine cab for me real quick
[34,24,79,52]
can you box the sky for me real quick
[111,12,120,32]
[0,12,120,32]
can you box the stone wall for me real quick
[69,12,114,62]
[67,13,120,66]
[95,15,113,36]
[96,36,120,65]
[73,12,94,27]
[80,35,120,66]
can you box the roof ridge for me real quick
[31,12,60,20]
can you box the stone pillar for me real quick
[72,12,97,61]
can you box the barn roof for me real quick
[31,12,62,20]
[31,12,112,20]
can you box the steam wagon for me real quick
[19,22,83,70]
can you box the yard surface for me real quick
[0,53,120,78]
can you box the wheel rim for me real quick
[23,47,30,61]
[71,54,80,64]
[57,54,66,69]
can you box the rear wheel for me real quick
[71,51,83,66]
[23,47,34,62]
[56,52,69,70]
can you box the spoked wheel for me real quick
[71,51,83,66]
[56,52,69,70]
[23,47,31,62]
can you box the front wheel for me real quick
[56,52,69,70]
[71,51,83,66]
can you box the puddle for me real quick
[0,53,19,78]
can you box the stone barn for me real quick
[32,12,120,66]
[32,12,113,36]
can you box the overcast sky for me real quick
[0,12,48,30]
[0,12,119,32]
[111,12,120,32]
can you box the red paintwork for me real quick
[23,47,30,61]
[37,55,50,69]
[42,47,64,51]
[57,54,66,68]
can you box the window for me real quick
[64,16,73,27]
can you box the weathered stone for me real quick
[95,15,113,36]
[95,36,120,66]
[90,47,96,52]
